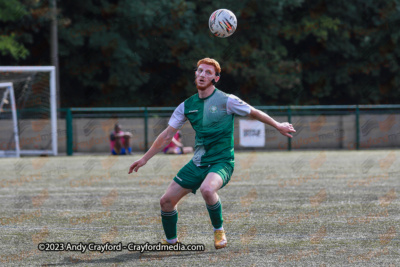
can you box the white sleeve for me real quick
[227,94,252,116]
[168,102,187,129]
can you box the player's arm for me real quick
[227,94,296,138]
[129,102,186,174]
[128,126,178,173]
[248,107,296,138]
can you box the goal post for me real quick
[0,66,57,156]
[0,82,20,157]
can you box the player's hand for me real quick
[277,122,296,138]
[128,158,147,174]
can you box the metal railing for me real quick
[59,104,400,156]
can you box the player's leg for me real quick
[183,147,193,154]
[165,147,176,154]
[114,136,122,154]
[160,180,192,244]
[165,147,181,154]
[123,135,131,153]
[200,172,223,206]
[200,173,224,229]
[200,173,227,249]
[161,160,206,244]
[200,163,234,249]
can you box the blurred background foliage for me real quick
[1,0,400,107]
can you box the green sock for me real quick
[206,199,223,229]
[161,210,178,239]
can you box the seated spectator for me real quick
[163,130,193,154]
[110,124,133,155]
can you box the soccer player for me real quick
[128,58,296,249]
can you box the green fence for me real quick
[60,105,400,156]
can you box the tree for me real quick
[280,0,400,104]
[0,0,29,60]
[2,0,400,107]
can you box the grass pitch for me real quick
[0,151,399,266]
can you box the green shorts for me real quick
[173,160,234,194]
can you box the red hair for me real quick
[197,58,221,75]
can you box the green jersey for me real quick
[169,88,252,166]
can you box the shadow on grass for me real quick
[44,250,212,266]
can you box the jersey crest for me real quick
[209,105,218,113]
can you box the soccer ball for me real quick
[209,9,237,38]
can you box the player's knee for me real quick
[160,195,172,210]
[200,186,214,199]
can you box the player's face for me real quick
[195,64,218,91]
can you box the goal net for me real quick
[0,67,57,156]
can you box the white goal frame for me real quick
[0,82,20,157]
[0,66,57,156]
